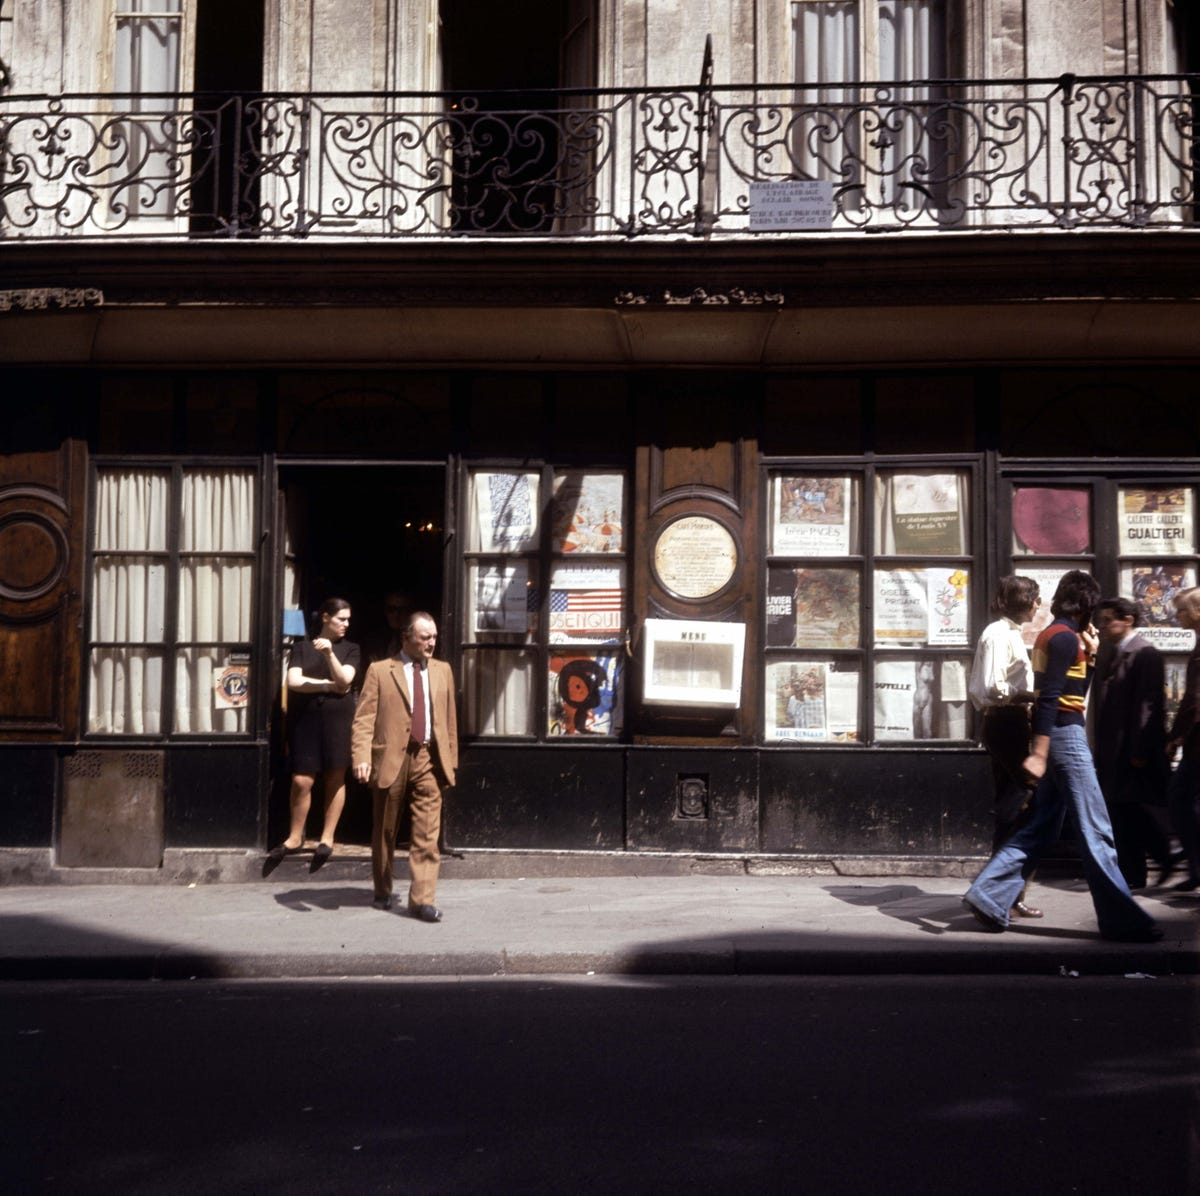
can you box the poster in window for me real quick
[769,566,860,651]
[548,563,623,643]
[874,569,928,644]
[927,568,969,646]
[1012,487,1090,555]
[765,661,859,742]
[772,475,854,555]
[473,471,540,552]
[547,651,623,736]
[1117,487,1193,556]
[551,472,625,554]
[790,568,860,649]
[1018,566,1070,649]
[874,659,918,740]
[890,474,962,555]
[1166,657,1190,728]
[1120,563,1197,652]
[474,562,532,633]
[874,658,967,741]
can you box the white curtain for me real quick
[793,2,946,207]
[114,0,184,220]
[176,470,256,733]
[792,3,861,194]
[464,651,535,736]
[88,468,256,735]
[89,470,169,734]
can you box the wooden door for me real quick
[0,439,87,738]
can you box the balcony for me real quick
[0,73,1196,242]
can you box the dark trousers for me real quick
[1109,802,1171,889]
[982,706,1035,903]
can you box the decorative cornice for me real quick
[615,287,785,307]
[0,287,104,312]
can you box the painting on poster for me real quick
[773,476,853,555]
[1122,563,1197,652]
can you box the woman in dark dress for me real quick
[268,597,360,871]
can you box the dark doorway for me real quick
[190,0,265,235]
[439,0,596,232]
[273,465,446,846]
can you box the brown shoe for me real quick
[1011,901,1043,919]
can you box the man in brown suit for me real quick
[351,612,458,922]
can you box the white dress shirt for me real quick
[968,616,1034,712]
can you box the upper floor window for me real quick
[791,1,949,214]
[113,0,190,220]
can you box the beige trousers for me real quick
[371,744,443,906]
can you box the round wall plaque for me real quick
[652,515,738,600]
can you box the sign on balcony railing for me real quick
[0,76,1195,240]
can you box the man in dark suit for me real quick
[1093,596,1172,889]
[351,612,458,922]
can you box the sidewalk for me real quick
[2,869,1196,980]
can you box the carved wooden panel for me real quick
[632,384,760,741]
[0,441,86,737]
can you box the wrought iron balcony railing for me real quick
[0,73,1196,241]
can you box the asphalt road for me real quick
[5,975,1199,1195]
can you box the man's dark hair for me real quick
[1096,595,1139,626]
[1051,570,1101,625]
[991,574,1040,621]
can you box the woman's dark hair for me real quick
[1050,570,1101,625]
[991,574,1040,621]
[1096,595,1139,626]
[312,596,351,634]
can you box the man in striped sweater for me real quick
[963,570,1161,942]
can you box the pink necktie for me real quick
[411,662,427,745]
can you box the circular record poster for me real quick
[1012,487,1090,555]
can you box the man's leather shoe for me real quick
[1011,901,1043,919]
[372,894,394,911]
[963,897,1005,932]
[408,902,443,923]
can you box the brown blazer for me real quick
[351,656,458,790]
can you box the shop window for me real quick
[88,465,258,735]
[1006,476,1198,715]
[764,464,974,744]
[463,466,626,738]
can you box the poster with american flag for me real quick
[548,564,624,643]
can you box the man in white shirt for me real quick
[969,575,1041,917]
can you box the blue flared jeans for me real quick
[965,723,1157,937]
